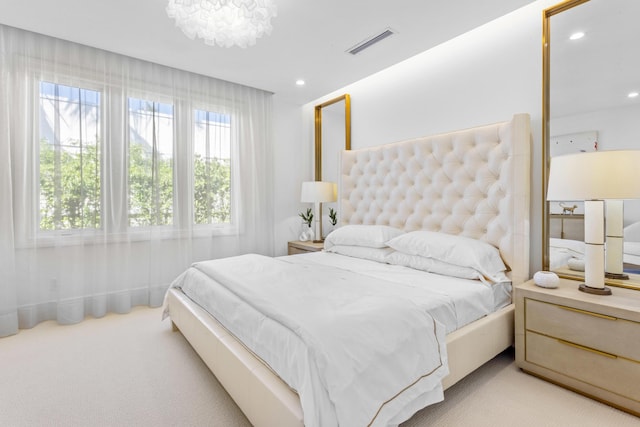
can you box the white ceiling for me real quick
[0,0,533,105]
[550,0,640,117]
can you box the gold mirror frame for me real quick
[542,0,640,291]
[541,0,589,269]
[314,94,351,181]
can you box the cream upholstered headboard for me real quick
[339,114,531,285]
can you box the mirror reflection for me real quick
[544,0,640,288]
[314,94,351,236]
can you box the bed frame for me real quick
[167,113,531,426]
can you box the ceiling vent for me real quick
[346,28,395,55]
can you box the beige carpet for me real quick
[0,306,638,427]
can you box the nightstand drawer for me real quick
[525,298,640,362]
[287,241,324,255]
[288,246,312,255]
[526,331,640,402]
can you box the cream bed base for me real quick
[167,288,514,427]
[166,113,530,426]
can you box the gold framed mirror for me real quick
[314,94,351,181]
[542,0,640,290]
[314,94,351,236]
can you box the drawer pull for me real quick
[557,339,618,359]
[559,305,617,321]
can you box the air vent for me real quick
[346,28,395,55]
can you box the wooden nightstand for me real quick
[287,240,324,255]
[515,278,640,416]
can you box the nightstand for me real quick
[515,278,640,416]
[287,240,324,255]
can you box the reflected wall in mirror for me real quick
[314,94,351,236]
[543,0,640,290]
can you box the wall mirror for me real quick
[542,0,640,290]
[314,94,351,233]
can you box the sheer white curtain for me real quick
[0,25,274,337]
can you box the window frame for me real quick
[34,75,106,244]
[23,74,240,248]
[125,92,177,231]
[191,105,235,231]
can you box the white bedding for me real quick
[167,252,510,427]
[288,252,512,332]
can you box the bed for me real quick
[164,113,531,426]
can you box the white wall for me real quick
[291,0,560,273]
[552,104,640,151]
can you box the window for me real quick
[193,110,232,225]
[128,98,174,227]
[39,82,101,231]
[36,82,237,237]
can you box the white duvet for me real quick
[168,252,503,426]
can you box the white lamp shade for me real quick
[547,150,640,201]
[300,181,337,203]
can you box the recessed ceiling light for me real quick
[629,92,639,98]
[295,79,305,86]
[569,32,585,40]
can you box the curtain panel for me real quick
[0,25,275,337]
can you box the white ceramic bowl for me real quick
[533,271,559,288]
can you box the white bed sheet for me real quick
[167,252,509,426]
[285,252,511,333]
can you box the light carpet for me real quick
[0,306,638,427]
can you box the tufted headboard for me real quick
[339,114,531,285]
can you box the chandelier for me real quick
[166,0,277,48]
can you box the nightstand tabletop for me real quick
[516,278,640,322]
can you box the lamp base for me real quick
[312,239,324,244]
[605,272,629,280]
[578,284,612,295]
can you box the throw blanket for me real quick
[172,254,449,427]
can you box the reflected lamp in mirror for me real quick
[301,181,337,243]
[605,200,627,280]
[547,150,640,295]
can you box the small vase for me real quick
[299,223,313,241]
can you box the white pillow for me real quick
[624,221,640,242]
[325,245,394,263]
[387,252,508,284]
[387,230,507,282]
[324,225,405,249]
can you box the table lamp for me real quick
[547,150,640,295]
[301,181,337,243]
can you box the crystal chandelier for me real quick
[166,0,277,48]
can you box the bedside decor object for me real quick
[298,208,314,241]
[547,150,640,295]
[325,207,338,237]
[166,0,277,48]
[560,203,578,215]
[300,181,337,243]
[329,208,338,227]
[533,271,559,288]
